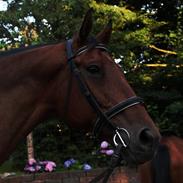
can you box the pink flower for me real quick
[45,163,53,172]
[105,150,114,156]
[25,159,56,173]
[100,141,109,149]
[49,161,56,167]
[100,141,114,156]
[35,165,41,171]
[45,161,56,172]
[28,158,36,165]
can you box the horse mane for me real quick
[0,43,58,58]
[151,143,171,183]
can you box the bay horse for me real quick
[138,135,183,183]
[0,9,160,166]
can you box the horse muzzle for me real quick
[118,127,160,165]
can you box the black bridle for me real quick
[66,39,144,182]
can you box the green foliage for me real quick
[0,0,183,171]
[0,0,91,48]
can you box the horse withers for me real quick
[0,9,160,165]
[138,135,183,183]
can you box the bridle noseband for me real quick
[66,39,144,149]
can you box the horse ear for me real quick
[96,20,112,44]
[78,8,93,44]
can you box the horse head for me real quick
[55,9,160,165]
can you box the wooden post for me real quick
[27,132,34,160]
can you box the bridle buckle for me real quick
[113,128,130,148]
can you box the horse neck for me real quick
[0,43,68,164]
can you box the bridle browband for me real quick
[66,39,144,182]
[66,39,143,145]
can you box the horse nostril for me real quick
[138,128,154,148]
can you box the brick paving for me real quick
[0,167,140,183]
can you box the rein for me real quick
[66,39,144,182]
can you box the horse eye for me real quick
[86,65,100,74]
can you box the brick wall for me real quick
[0,167,140,183]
